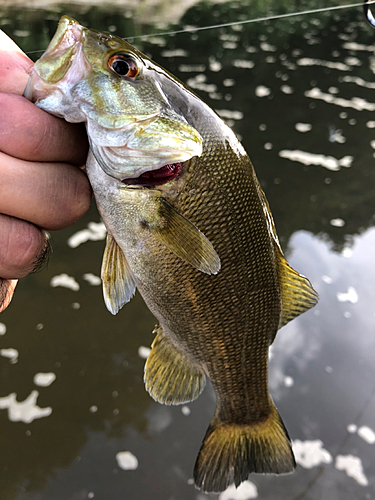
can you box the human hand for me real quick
[0,31,92,312]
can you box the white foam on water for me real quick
[50,274,80,291]
[33,372,56,387]
[116,451,138,470]
[297,57,350,71]
[138,346,151,359]
[342,42,375,52]
[260,42,276,52]
[0,348,19,364]
[305,88,375,112]
[186,74,217,93]
[161,49,188,57]
[337,287,358,304]
[357,426,375,444]
[293,440,332,469]
[83,273,101,286]
[68,222,106,248]
[0,323,6,336]
[322,275,333,284]
[284,376,294,387]
[178,64,206,72]
[330,218,345,228]
[281,85,294,94]
[295,123,312,133]
[342,76,375,89]
[218,480,258,500]
[181,406,191,416]
[255,85,271,97]
[0,391,52,423]
[347,424,358,433]
[216,109,244,120]
[279,150,353,171]
[233,59,254,69]
[335,455,368,486]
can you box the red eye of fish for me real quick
[108,54,139,78]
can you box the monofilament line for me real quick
[127,1,375,40]
[24,1,375,55]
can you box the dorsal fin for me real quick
[275,244,318,333]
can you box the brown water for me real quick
[1,1,375,499]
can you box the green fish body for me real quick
[25,16,318,493]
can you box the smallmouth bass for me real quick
[25,16,318,493]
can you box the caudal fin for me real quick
[193,401,295,493]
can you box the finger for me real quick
[0,279,17,313]
[0,151,92,230]
[0,214,48,279]
[0,93,88,166]
[0,31,33,94]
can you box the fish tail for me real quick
[193,400,295,493]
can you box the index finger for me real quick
[0,30,33,94]
[0,30,89,166]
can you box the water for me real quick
[1,1,375,498]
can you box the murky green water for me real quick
[1,1,375,499]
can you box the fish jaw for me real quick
[24,15,203,182]
[24,16,90,121]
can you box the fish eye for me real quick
[108,54,139,78]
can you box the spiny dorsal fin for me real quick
[149,198,221,275]
[101,233,136,315]
[144,324,206,405]
[275,245,318,331]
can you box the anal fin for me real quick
[101,233,136,315]
[144,324,206,405]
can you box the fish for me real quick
[24,16,318,493]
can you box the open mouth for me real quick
[122,162,181,187]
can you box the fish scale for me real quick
[25,15,318,493]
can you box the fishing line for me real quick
[127,1,375,40]
[24,0,375,55]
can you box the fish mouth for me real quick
[121,162,181,187]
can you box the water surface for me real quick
[0,1,375,499]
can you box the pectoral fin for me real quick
[275,245,318,333]
[147,198,221,275]
[144,324,206,405]
[101,233,136,315]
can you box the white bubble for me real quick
[33,373,56,387]
[321,275,333,284]
[219,480,258,500]
[330,218,345,227]
[337,287,358,304]
[284,376,294,387]
[255,85,271,97]
[138,346,151,359]
[358,426,375,444]
[335,455,368,486]
[293,440,332,469]
[0,323,6,336]
[0,348,19,364]
[347,424,357,433]
[116,451,138,470]
[68,222,106,248]
[50,274,80,291]
[0,391,52,423]
[181,406,191,416]
[83,273,101,286]
[295,123,312,133]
